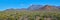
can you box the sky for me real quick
[0,0,60,10]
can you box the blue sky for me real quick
[0,0,60,10]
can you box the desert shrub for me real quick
[0,11,60,20]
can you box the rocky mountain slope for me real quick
[4,5,60,12]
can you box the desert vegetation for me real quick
[0,10,60,20]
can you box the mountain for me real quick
[27,5,60,11]
[27,4,43,10]
[4,5,60,12]
[56,6,60,9]
[16,8,27,10]
[37,5,60,11]
[4,8,16,11]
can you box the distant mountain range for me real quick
[4,5,60,11]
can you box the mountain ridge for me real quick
[4,5,60,11]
